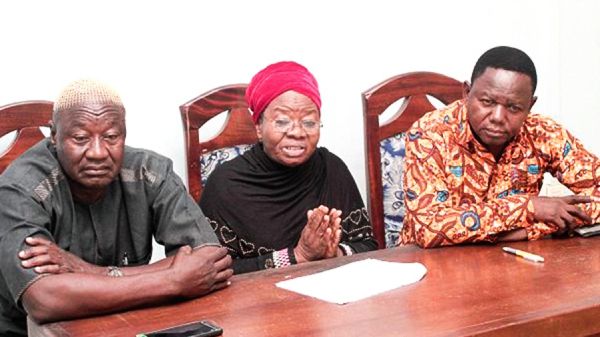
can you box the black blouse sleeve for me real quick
[232,254,273,274]
[231,246,298,274]
[206,216,298,274]
[340,206,378,254]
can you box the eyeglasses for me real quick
[269,118,322,134]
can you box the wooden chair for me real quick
[362,72,463,248]
[0,100,53,174]
[180,84,258,203]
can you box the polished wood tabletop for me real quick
[29,237,600,337]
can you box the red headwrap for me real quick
[246,61,321,123]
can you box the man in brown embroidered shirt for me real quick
[0,80,232,336]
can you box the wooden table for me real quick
[29,237,600,337]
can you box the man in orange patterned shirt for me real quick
[401,46,599,248]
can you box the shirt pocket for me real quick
[509,161,544,194]
[445,159,465,201]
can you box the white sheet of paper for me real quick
[275,258,427,304]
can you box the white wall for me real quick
[1,0,598,256]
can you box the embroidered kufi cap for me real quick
[54,79,123,113]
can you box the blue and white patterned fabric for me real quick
[380,133,406,247]
[200,144,254,186]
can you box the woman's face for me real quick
[255,90,320,166]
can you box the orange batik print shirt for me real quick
[400,100,600,248]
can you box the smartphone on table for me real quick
[137,320,223,337]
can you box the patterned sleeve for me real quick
[402,131,535,248]
[541,119,600,222]
[524,221,556,241]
